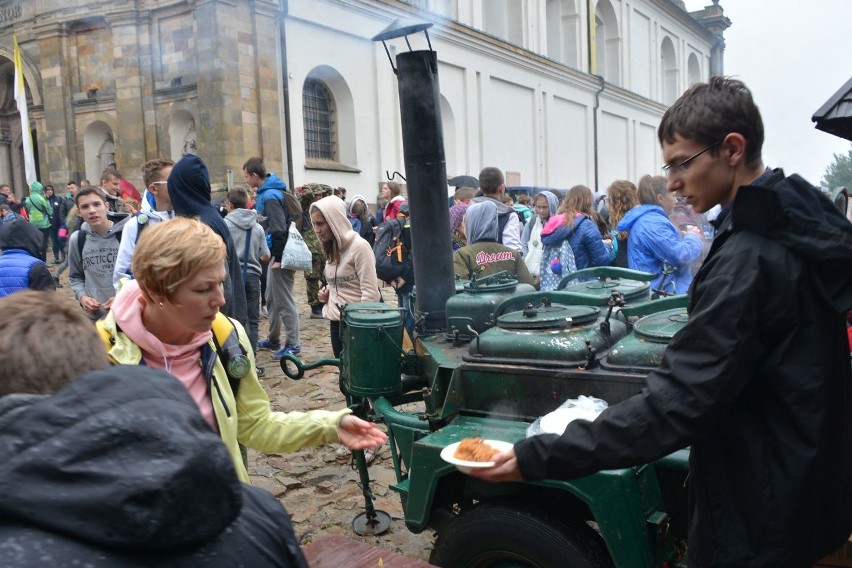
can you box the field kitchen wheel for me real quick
[430,501,613,568]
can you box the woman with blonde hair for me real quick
[606,180,640,268]
[99,217,386,482]
[540,185,612,273]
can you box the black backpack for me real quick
[373,217,409,283]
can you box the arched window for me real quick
[546,0,579,68]
[687,53,701,86]
[303,78,336,161]
[594,0,620,86]
[661,36,678,105]
[483,0,524,46]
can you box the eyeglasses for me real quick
[663,141,723,176]
[151,181,168,186]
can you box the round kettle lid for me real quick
[342,302,401,325]
[632,308,689,341]
[562,278,649,300]
[496,304,600,330]
[463,279,519,293]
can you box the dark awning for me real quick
[812,76,852,142]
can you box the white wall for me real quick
[283,0,717,197]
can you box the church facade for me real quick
[0,0,728,199]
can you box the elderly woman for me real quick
[100,217,386,482]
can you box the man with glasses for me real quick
[112,159,175,288]
[473,77,852,566]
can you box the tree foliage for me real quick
[822,144,852,189]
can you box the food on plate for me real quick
[453,436,501,462]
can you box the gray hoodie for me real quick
[224,208,269,278]
[69,217,129,317]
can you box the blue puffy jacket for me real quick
[616,204,703,294]
[541,214,611,271]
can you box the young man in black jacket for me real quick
[472,77,852,567]
[0,291,307,567]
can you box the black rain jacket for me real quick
[0,367,307,567]
[516,170,852,567]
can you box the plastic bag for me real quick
[526,395,608,437]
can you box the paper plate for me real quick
[440,439,514,473]
[539,407,601,435]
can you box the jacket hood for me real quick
[465,200,498,244]
[733,169,852,312]
[140,190,173,221]
[0,220,43,257]
[539,191,559,218]
[616,204,665,232]
[168,154,232,244]
[0,366,242,551]
[225,207,259,230]
[255,173,287,215]
[258,173,287,194]
[311,195,357,250]
[29,181,44,195]
[80,214,130,238]
[348,194,368,216]
[472,194,514,215]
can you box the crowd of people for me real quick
[1,75,850,567]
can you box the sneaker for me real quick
[271,343,301,360]
[256,338,281,351]
[256,366,265,377]
[310,310,324,319]
[261,305,269,318]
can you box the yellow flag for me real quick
[13,35,36,186]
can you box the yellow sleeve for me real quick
[229,321,352,453]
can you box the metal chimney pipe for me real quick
[395,50,454,335]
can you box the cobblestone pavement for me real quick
[55,266,435,562]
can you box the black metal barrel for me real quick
[395,50,455,335]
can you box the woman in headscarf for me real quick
[168,154,248,327]
[521,190,558,279]
[453,201,536,286]
[448,202,470,251]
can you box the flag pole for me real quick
[13,35,36,187]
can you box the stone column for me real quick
[109,10,148,184]
[31,23,75,184]
[194,0,245,190]
[0,129,12,185]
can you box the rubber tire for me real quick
[430,501,613,568]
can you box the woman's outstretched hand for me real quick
[337,415,388,450]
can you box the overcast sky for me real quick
[682,0,852,186]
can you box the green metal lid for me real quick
[561,277,650,302]
[632,308,689,342]
[496,304,600,330]
[342,302,402,325]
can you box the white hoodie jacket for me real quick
[112,191,174,289]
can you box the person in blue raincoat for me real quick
[616,175,703,294]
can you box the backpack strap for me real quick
[496,210,510,245]
[210,313,250,395]
[241,228,252,282]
